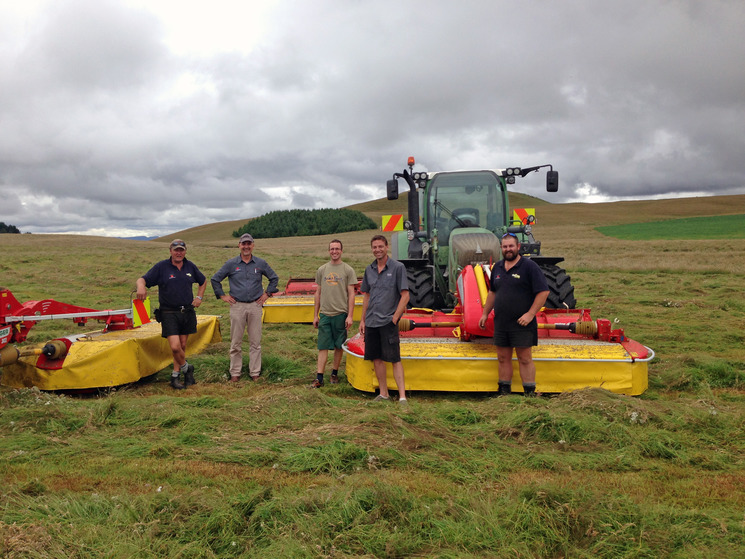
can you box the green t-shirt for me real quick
[316,261,357,316]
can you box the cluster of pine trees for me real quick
[0,222,20,234]
[233,208,376,239]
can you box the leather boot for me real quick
[170,374,185,390]
[497,381,512,396]
[523,383,537,397]
[183,364,196,386]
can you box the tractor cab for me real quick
[386,158,572,310]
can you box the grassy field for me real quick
[596,214,745,240]
[1,194,745,558]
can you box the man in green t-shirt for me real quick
[311,239,357,387]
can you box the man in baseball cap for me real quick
[211,232,278,383]
[136,239,206,389]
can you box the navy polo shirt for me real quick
[141,258,206,308]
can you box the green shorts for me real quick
[317,313,348,350]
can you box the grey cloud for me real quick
[1,0,743,236]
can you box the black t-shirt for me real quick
[490,256,549,330]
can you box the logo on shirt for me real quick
[169,274,175,279]
[512,274,521,279]
[325,272,342,286]
[186,273,192,277]
[235,267,241,271]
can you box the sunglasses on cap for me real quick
[171,241,186,248]
[501,232,518,239]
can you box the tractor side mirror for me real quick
[386,179,399,200]
[546,170,559,192]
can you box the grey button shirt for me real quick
[211,254,279,302]
[360,257,409,328]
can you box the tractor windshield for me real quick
[428,171,506,244]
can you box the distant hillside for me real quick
[163,191,552,243]
[161,193,745,244]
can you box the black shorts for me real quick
[364,322,401,363]
[493,327,538,348]
[160,309,197,338]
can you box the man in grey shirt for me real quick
[359,234,409,404]
[211,233,279,382]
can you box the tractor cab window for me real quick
[428,171,504,244]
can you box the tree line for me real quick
[0,222,21,234]
[233,208,377,239]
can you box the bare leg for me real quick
[515,347,536,384]
[392,361,406,400]
[496,346,515,382]
[168,335,186,370]
[373,358,389,397]
[317,349,329,374]
[332,348,344,370]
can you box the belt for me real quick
[234,298,259,303]
[160,306,194,313]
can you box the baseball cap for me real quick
[239,233,254,243]
[170,239,187,249]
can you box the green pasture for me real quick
[596,213,745,240]
[2,195,745,558]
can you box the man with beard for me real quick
[478,233,549,396]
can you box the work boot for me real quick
[170,373,185,390]
[523,383,537,397]
[183,363,196,386]
[497,381,512,396]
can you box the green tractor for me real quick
[386,157,576,310]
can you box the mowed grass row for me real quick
[2,195,745,557]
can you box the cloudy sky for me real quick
[1,0,744,237]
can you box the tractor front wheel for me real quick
[539,263,577,309]
[406,267,437,310]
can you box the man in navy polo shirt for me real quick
[478,233,549,396]
[136,239,207,390]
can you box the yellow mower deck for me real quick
[344,335,652,395]
[1,316,221,391]
[262,295,364,323]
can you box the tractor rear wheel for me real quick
[539,263,576,309]
[406,267,436,309]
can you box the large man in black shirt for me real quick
[478,233,549,396]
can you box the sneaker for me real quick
[397,398,409,407]
[329,374,339,384]
[170,375,185,390]
[183,364,196,386]
[373,394,390,402]
[310,379,324,388]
